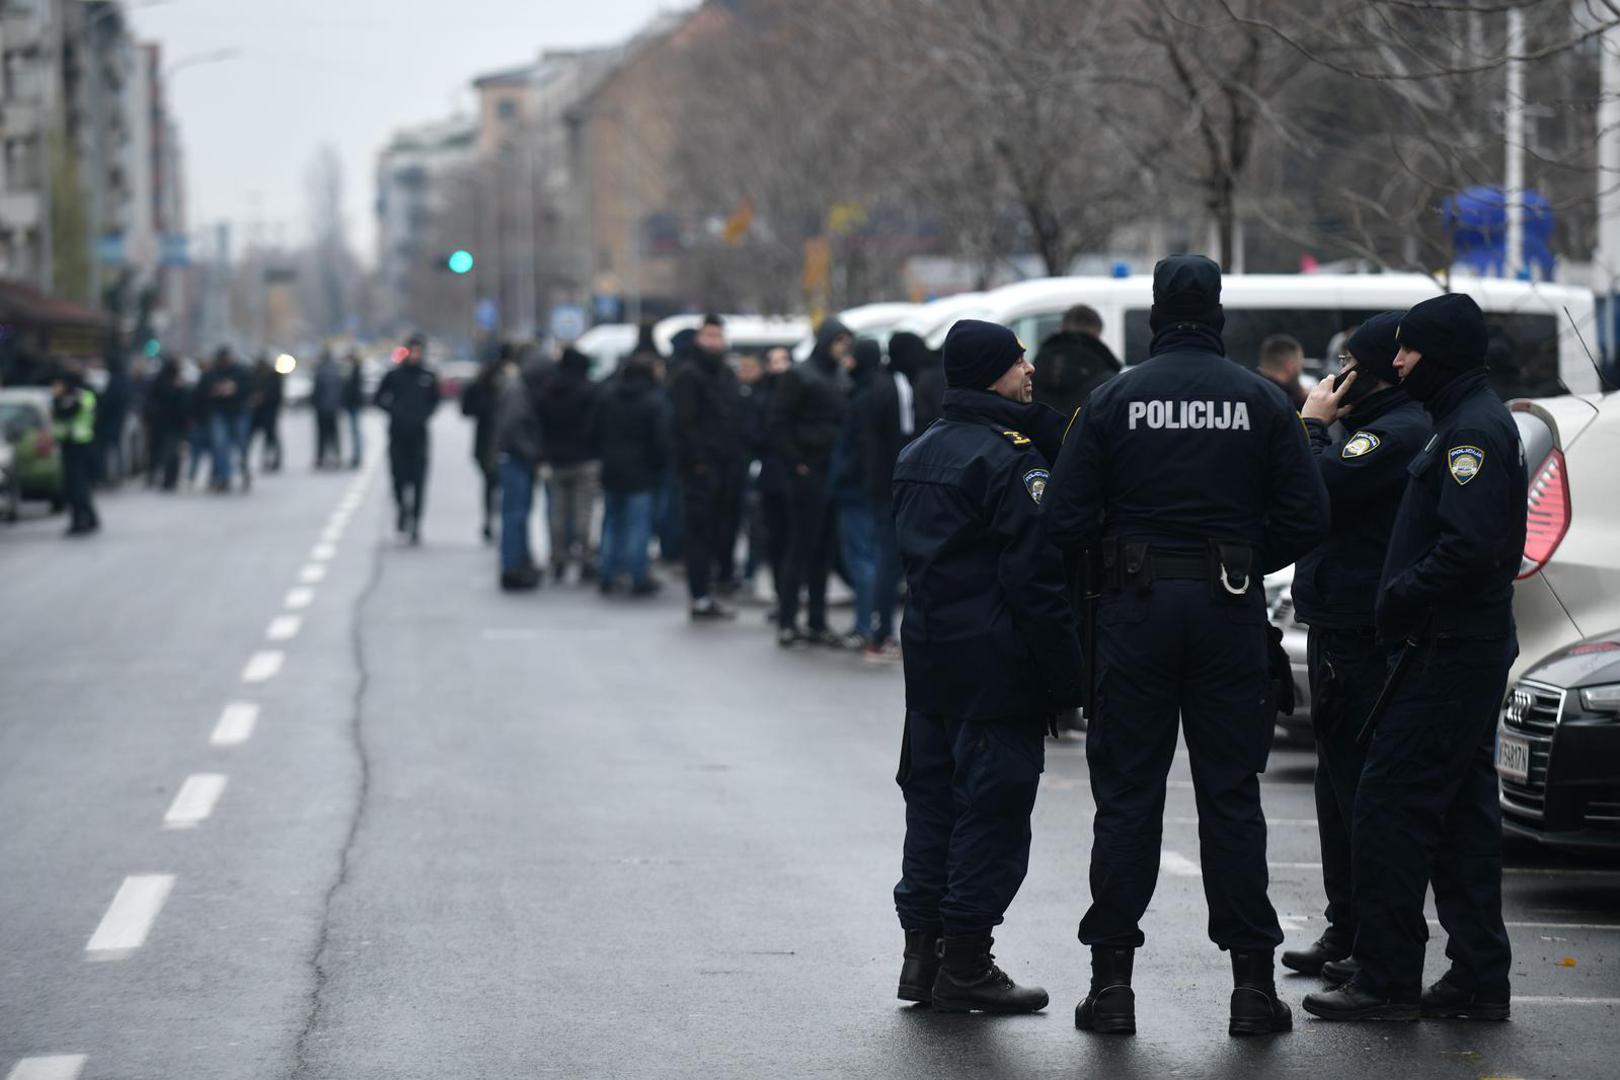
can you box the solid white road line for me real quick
[266,615,302,642]
[285,586,316,610]
[1162,851,1202,877]
[1167,817,1318,826]
[310,542,338,562]
[1517,995,1620,1005]
[241,650,284,683]
[6,1057,88,1080]
[86,874,174,956]
[210,702,259,746]
[163,774,227,829]
[299,564,327,584]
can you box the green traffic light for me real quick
[448,250,474,274]
[143,338,160,358]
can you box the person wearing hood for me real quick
[766,316,853,647]
[894,331,945,433]
[536,345,603,582]
[669,315,744,620]
[889,318,1082,1015]
[461,354,504,544]
[1280,313,1430,986]
[375,333,440,543]
[1031,304,1122,421]
[1304,293,1524,1025]
[249,355,284,474]
[491,349,545,591]
[600,353,672,597]
[145,356,189,491]
[1045,255,1327,1038]
[656,325,697,567]
[831,338,885,648]
[862,333,924,660]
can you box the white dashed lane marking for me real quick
[163,774,228,829]
[86,874,174,957]
[299,565,326,584]
[241,651,284,684]
[6,1056,88,1080]
[1161,852,1202,877]
[210,702,258,746]
[285,587,315,610]
[310,543,338,562]
[266,615,302,642]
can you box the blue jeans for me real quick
[208,414,235,487]
[498,456,534,573]
[838,498,878,640]
[872,497,902,643]
[601,490,655,586]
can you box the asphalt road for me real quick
[2,409,1616,1080]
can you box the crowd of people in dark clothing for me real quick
[459,304,1123,663]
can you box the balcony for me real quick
[0,10,45,55]
[0,99,40,136]
[0,189,42,228]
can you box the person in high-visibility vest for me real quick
[51,365,100,535]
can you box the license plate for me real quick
[1496,730,1531,784]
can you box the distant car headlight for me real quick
[1579,684,1620,712]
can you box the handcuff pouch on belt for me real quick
[1207,539,1254,604]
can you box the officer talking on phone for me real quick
[1281,313,1430,985]
[1044,255,1328,1037]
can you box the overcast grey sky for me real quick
[129,0,678,265]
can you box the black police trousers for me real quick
[389,426,429,521]
[1305,625,1384,953]
[682,463,742,602]
[894,711,1044,936]
[1352,634,1515,1002]
[1079,581,1284,952]
[776,468,836,633]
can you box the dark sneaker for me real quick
[807,628,860,650]
[500,566,541,592]
[777,626,803,648]
[1282,935,1352,976]
[1075,946,1135,1034]
[690,601,737,622]
[1229,951,1293,1036]
[897,929,941,1004]
[630,579,663,598]
[1302,980,1419,1022]
[1421,974,1510,1021]
[930,936,1048,1015]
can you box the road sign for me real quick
[160,234,189,268]
[96,233,125,266]
[475,299,499,332]
[549,304,587,342]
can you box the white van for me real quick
[653,314,809,358]
[942,274,1601,397]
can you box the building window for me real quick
[497,99,517,121]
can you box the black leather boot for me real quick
[1281,934,1352,975]
[1075,946,1136,1034]
[1320,956,1361,985]
[897,929,941,1004]
[1230,951,1293,1036]
[1302,979,1420,1021]
[929,936,1049,1014]
[1421,972,1510,1021]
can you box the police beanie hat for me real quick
[1150,254,1224,331]
[1397,293,1488,370]
[944,319,1024,390]
[1345,311,1404,386]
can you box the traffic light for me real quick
[143,338,160,358]
[447,249,474,274]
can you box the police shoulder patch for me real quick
[1023,468,1049,504]
[1341,431,1382,459]
[1447,445,1485,485]
[1001,429,1031,447]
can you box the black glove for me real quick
[1266,624,1295,717]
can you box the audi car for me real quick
[1499,634,1620,852]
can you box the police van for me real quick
[933,274,1602,398]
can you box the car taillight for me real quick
[1519,447,1570,579]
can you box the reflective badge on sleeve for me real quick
[1023,468,1049,504]
[1447,445,1484,485]
[1342,431,1381,459]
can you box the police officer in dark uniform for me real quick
[1044,255,1328,1037]
[891,319,1083,1014]
[1281,313,1431,981]
[1304,293,1524,1023]
[375,332,441,544]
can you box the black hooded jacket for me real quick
[600,364,670,493]
[767,319,851,473]
[893,331,945,432]
[670,344,744,473]
[536,349,602,466]
[1031,330,1120,421]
